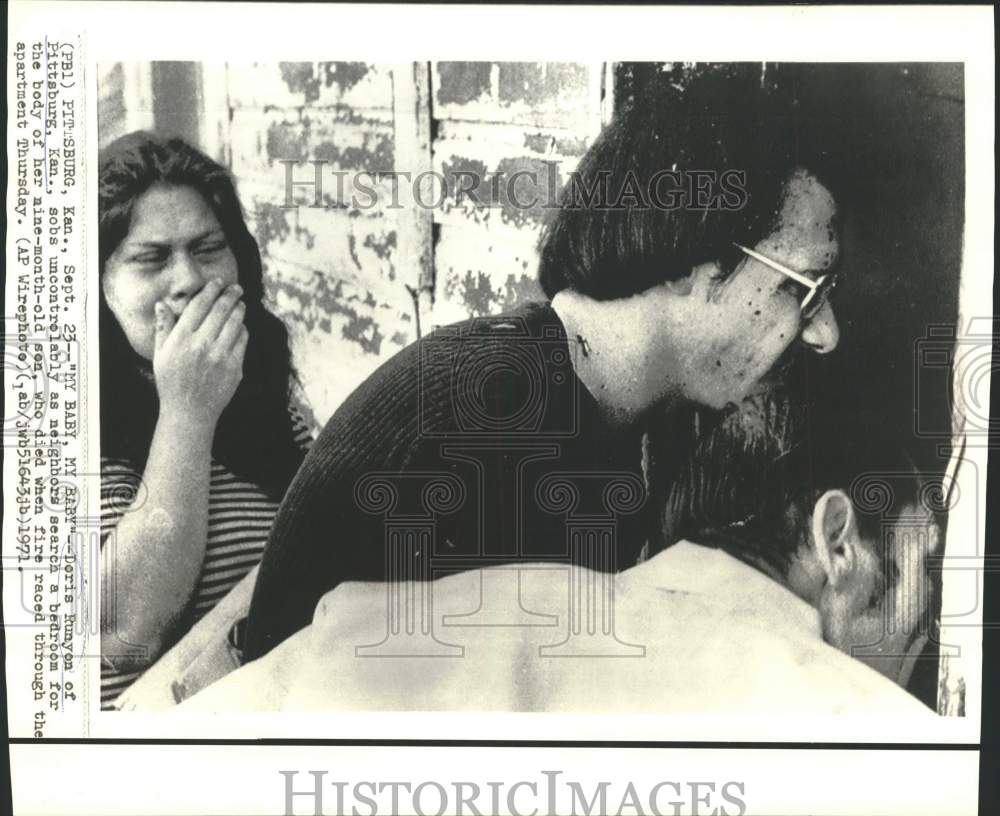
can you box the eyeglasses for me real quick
[733,243,837,321]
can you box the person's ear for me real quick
[810,488,860,588]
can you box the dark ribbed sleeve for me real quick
[244,302,649,660]
[244,340,426,659]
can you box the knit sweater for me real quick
[244,302,650,660]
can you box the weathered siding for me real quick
[97,63,128,147]
[429,62,601,328]
[97,62,154,148]
[97,61,604,425]
[227,63,414,428]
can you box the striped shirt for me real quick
[101,409,312,709]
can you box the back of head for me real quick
[662,383,932,588]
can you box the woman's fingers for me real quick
[233,325,250,361]
[152,281,248,426]
[195,283,244,342]
[153,302,177,352]
[173,278,227,336]
[215,301,247,352]
[228,325,250,372]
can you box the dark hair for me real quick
[661,387,937,607]
[538,71,831,300]
[98,132,305,498]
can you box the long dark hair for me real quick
[99,132,305,499]
[538,69,836,300]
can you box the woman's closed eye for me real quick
[127,242,226,269]
[193,240,228,258]
[130,248,169,266]
[191,241,229,264]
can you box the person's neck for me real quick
[551,288,679,426]
[699,541,824,612]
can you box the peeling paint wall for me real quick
[97,64,128,146]
[97,62,154,148]
[226,62,414,427]
[215,62,601,424]
[99,59,964,467]
[429,62,601,327]
[97,61,604,425]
